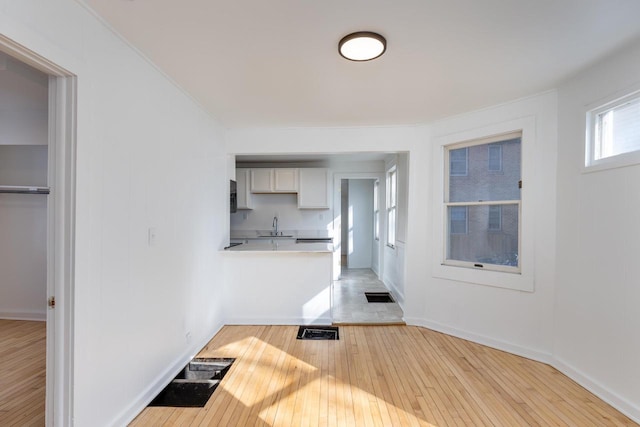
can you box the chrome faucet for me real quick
[272,216,278,236]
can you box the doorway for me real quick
[0,36,76,426]
[332,175,403,324]
[340,178,377,272]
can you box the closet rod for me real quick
[0,185,50,195]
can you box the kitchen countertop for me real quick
[225,241,333,253]
[230,229,332,240]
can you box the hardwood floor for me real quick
[0,320,46,427]
[131,325,637,426]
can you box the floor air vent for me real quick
[365,292,395,303]
[149,358,235,407]
[297,325,339,340]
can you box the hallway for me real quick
[332,268,404,324]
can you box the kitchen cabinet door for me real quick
[273,168,298,192]
[250,169,273,193]
[236,168,253,209]
[298,168,329,209]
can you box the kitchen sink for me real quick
[257,233,293,238]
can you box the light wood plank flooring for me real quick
[131,325,637,426]
[0,320,46,427]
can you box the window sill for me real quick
[583,150,640,173]
[433,263,534,292]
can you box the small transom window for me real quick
[587,90,640,169]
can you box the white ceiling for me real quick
[83,0,640,129]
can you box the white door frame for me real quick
[332,172,385,281]
[0,35,77,427]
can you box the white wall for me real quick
[0,53,48,146]
[1,1,228,426]
[555,38,640,421]
[347,179,374,269]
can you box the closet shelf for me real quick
[0,185,50,194]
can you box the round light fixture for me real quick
[338,31,386,61]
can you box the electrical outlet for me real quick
[243,212,248,220]
[319,213,324,220]
[185,331,192,343]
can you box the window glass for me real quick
[373,180,380,240]
[449,138,520,203]
[594,97,640,160]
[488,144,503,172]
[447,204,518,267]
[387,168,397,247]
[449,206,468,234]
[445,133,521,272]
[488,205,502,230]
[450,148,468,176]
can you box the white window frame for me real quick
[432,117,535,292]
[585,88,640,172]
[386,166,397,248]
[444,132,522,274]
[373,180,380,241]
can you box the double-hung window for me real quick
[386,167,397,248]
[444,132,522,272]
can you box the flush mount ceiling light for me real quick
[338,31,386,61]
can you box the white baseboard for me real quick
[225,317,333,326]
[113,320,225,427]
[551,357,640,424]
[0,309,46,321]
[384,279,404,308]
[405,317,552,364]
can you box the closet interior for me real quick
[0,51,49,322]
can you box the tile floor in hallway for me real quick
[332,268,405,324]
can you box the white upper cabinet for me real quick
[273,168,298,192]
[250,168,298,193]
[236,168,253,209]
[250,169,273,193]
[298,168,329,209]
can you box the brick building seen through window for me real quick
[446,135,521,269]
